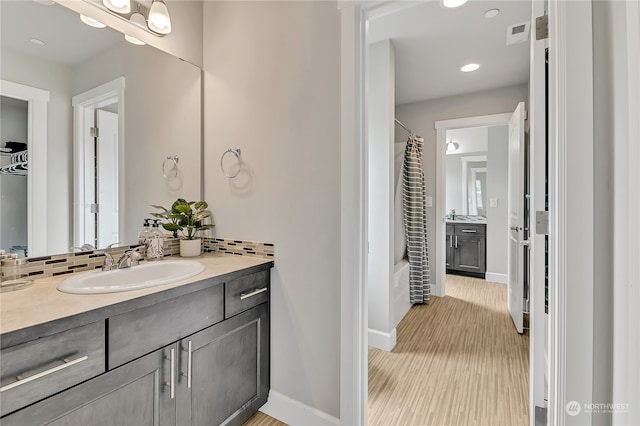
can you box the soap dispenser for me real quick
[138,219,151,246]
[147,220,165,261]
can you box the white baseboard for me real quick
[485,272,508,284]
[368,327,397,351]
[259,390,339,426]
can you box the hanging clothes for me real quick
[402,135,430,304]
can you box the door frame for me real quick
[0,79,50,257]
[339,1,596,425]
[435,113,511,298]
[72,77,125,248]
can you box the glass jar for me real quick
[1,255,33,293]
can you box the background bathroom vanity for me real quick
[445,222,486,278]
[0,259,272,425]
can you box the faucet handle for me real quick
[129,250,143,266]
[99,252,115,271]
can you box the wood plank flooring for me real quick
[368,274,529,425]
[245,275,528,426]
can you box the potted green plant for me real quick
[151,199,213,257]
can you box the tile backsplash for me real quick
[8,237,274,280]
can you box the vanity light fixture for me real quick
[86,0,171,37]
[29,38,45,46]
[124,12,147,45]
[103,0,131,14]
[442,0,468,8]
[80,14,107,28]
[461,63,480,72]
[148,0,172,35]
[447,141,460,152]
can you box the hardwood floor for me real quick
[246,275,528,426]
[368,274,529,426]
[243,411,287,426]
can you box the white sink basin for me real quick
[57,260,205,294]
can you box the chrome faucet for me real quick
[100,252,115,271]
[116,250,143,269]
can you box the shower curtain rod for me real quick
[395,118,420,141]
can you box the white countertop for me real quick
[445,219,487,225]
[0,254,272,336]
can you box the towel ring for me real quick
[220,148,241,179]
[162,156,179,181]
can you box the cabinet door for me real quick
[177,303,269,426]
[445,224,455,269]
[454,234,486,274]
[2,345,177,426]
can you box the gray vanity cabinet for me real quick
[2,344,176,426]
[446,223,486,278]
[178,303,269,426]
[1,266,272,426]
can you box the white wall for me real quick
[486,125,508,278]
[0,97,28,253]
[395,84,527,290]
[72,41,202,243]
[367,39,396,351]
[1,48,73,255]
[202,1,341,421]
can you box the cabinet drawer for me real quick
[225,270,270,318]
[0,321,106,417]
[108,284,224,369]
[455,224,486,236]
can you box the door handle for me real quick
[165,348,175,399]
[240,287,268,300]
[461,229,477,233]
[510,226,520,231]
[181,341,192,389]
[449,235,453,248]
[454,235,458,249]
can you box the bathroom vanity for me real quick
[445,221,486,278]
[0,255,272,426]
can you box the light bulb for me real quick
[125,34,146,45]
[80,14,106,29]
[442,0,467,8]
[461,63,480,73]
[103,0,131,14]
[148,0,172,34]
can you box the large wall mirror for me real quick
[0,0,202,258]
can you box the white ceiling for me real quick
[369,0,532,105]
[1,1,123,66]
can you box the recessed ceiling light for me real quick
[30,38,45,46]
[461,63,480,72]
[442,0,468,8]
[484,8,500,18]
[80,14,107,28]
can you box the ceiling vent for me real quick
[506,21,530,45]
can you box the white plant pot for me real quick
[180,239,201,257]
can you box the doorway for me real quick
[72,77,124,249]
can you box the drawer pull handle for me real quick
[461,230,477,233]
[181,341,192,388]
[240,287,268,300]
[0,356,88,393]
[165,348,175,399]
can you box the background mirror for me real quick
[1,0,202,257]
[445,125,507,217]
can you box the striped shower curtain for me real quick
[402,135,430,304]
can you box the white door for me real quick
[96,109,119,247]
[508,101,526,334]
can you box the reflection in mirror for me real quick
[0,0,202,257]
[445,125,506,218]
